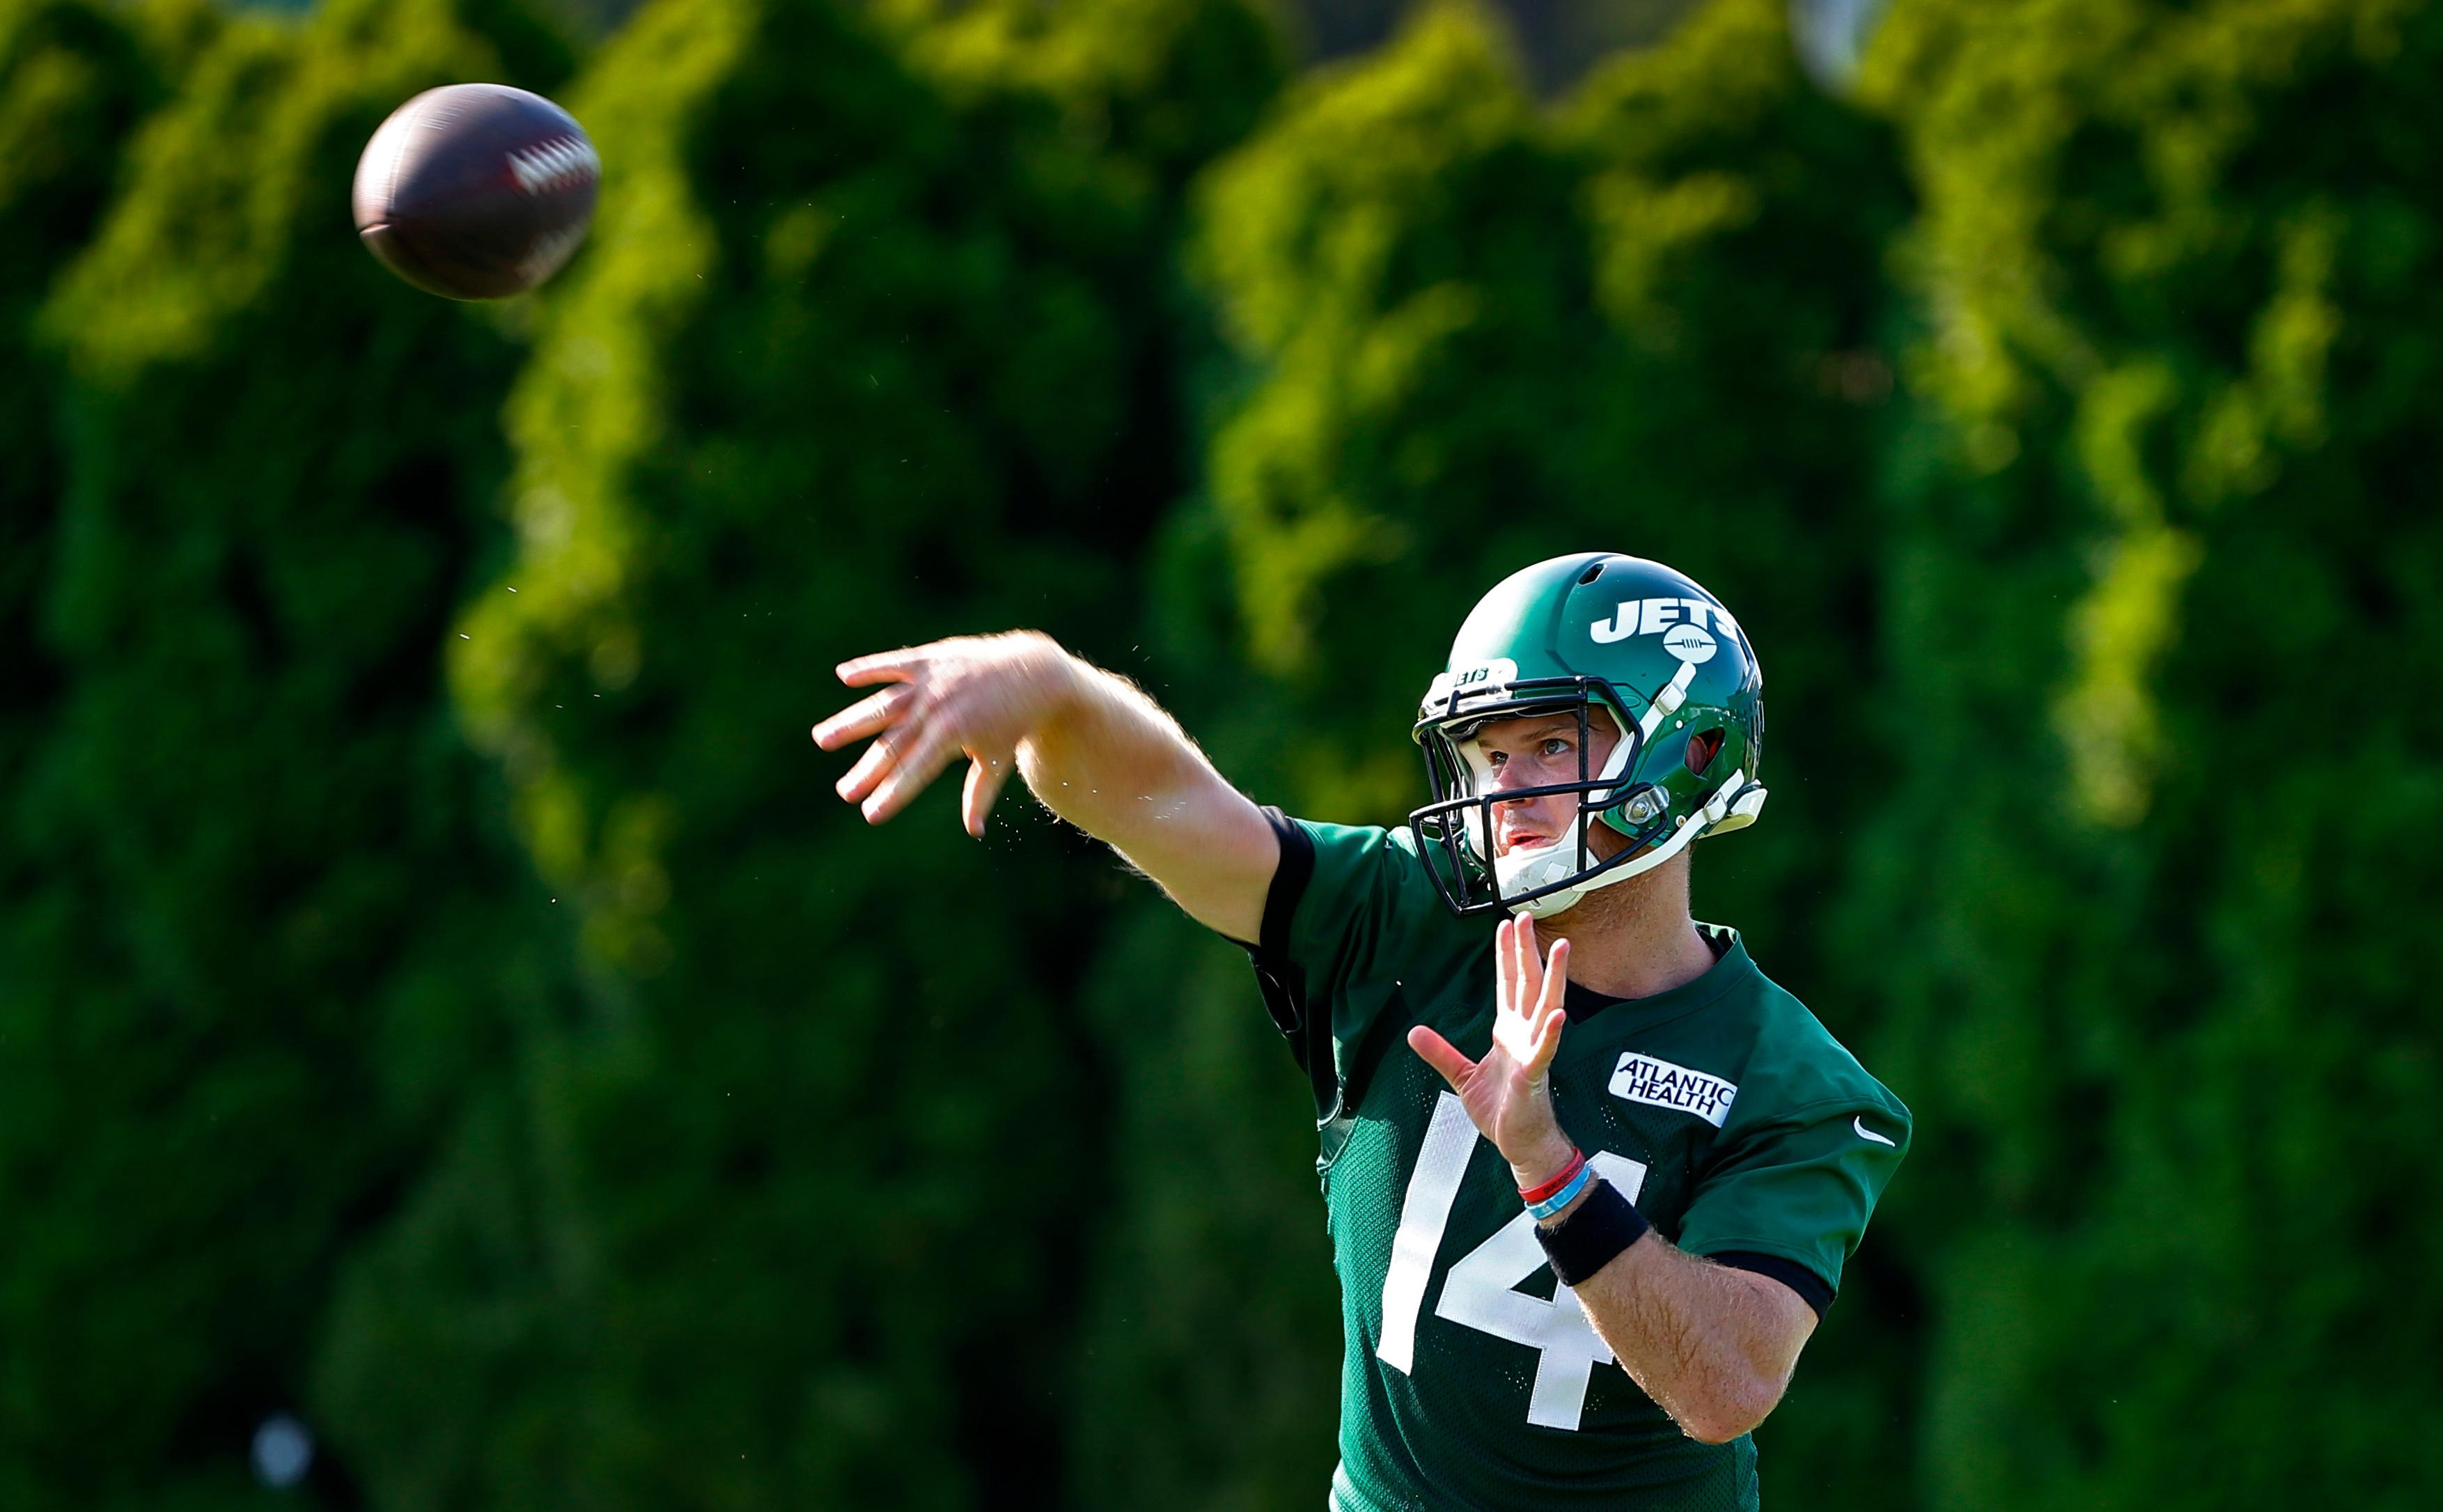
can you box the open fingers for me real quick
[1407,1024,1478,1092]
[1537,937,1570,1020]
[1497,917,1544,1010]
[1525,938,1570,1075]
[812,683,916,751]
[1501,914,1536,1013]
[1515,915,1545,1006]
[836,733,903,804]
[1525,1012,1565,1080]
[960,755,1011,838]
[861,722,962,823]
[836,648,926,687]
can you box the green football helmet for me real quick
[1409,552,1768,919]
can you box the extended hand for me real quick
[1408,917,1575,1187]
[812,632,1078,834]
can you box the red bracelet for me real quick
[1517,1148,1586,1205]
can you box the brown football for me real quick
[352,83,598,300]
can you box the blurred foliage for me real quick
[0,0,201,905]
[4,0,2442,1507]
[0,6,180,1505]
[307,0,1283,1506]
[1849,0,2443,1506]
[1195,0,1905,979]
[0,0,571,1506]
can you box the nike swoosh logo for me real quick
[1854,1116,1897,1148]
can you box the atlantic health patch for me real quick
[1607,1053,1738,1128]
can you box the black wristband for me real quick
[1534,1178,1650,1286]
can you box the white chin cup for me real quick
[1495,768,1753,919]
[1493,837,1593,919]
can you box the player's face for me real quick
[1465,710,1624,858]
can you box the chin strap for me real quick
[1498,768,1761,920]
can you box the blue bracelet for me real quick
[1525,1160,1595,1221]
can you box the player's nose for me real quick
[1485,760,1542,800]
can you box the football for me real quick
[352,83,599,300]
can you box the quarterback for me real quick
[815,553,1909,1509]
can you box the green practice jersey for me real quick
[1247,815,1910,1511]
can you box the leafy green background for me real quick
[2,0,2436,1506]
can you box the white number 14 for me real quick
[1375,1092,1648,1431]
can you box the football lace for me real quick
[508,136,600,196]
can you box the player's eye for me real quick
[1540,737,1572,758]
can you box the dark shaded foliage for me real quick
[1850,0,2443,1505]
[309,0,1281,1506]
[9,0,2440,1507]
[0,0,571,1504]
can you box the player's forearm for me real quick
[817,631,1275,936]
[1015,653,1274,938]
[1015,655,1215,835]
[1569,1233,1803,1444]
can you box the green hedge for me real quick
[0,0,191,926]
[311,0,1280,1505]
[7,0,2442,1506]
[1850,1,2443,1506]
[0,0,570,1505]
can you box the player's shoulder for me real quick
[1265,811,1482,983]
[1282,812,1428,872]
[1706,935,1910,1135]
[1275,813,1452,923]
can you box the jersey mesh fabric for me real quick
[1247,814,1910,1512]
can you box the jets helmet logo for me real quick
[1662,623,1717,662]
[1589,598,1739,648]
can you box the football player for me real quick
[815,552,1910,1510]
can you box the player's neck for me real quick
[1537,855,1715,1001]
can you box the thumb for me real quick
[1407,1025,1477,1092]
[960,753,1012,838]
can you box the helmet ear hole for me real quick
[1686,727,1724,774]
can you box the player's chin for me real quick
[1517,892,1596,933]
[1527,908,1575,936]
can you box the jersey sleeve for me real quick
[1673,1082,1911,1307]
[1244,808,1451,1123]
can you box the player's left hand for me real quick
[1409,917,1575,1189]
